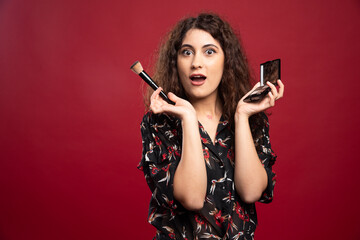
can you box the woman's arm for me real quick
[150,88,207,211]
[173,114,207,211]
[234,80,284,203]
[234,114,268,203]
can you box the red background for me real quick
[1,0,359,239]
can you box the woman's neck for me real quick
[190,94,223,120]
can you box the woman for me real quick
[138,13,284,239]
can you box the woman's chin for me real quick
[186,90,218,102]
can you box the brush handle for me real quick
[139,71,175,105]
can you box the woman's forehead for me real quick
[182,29,220,48]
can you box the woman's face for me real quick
[177,29,224,102]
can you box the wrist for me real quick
[234,111,250,123]
[181,112,198,127]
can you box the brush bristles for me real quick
[130,61,143,75]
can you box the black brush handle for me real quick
[139,71,175,105]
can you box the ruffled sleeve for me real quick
[138,112,182,216]
[253,113,277,203]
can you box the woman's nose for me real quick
[191,54,203,69]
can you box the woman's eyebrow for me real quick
[180,44,194,49]
[203,44,219,49]
[180,43,219,49]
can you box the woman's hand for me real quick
[235,80,284,120]
[150,88,196,121]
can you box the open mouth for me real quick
[190,74,207,86]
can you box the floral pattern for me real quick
[138,111,277,240]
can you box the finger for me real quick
[169,92,191,107]
[158,98,185,117]
[277,79,284,99]
[268,91,275,107]
[266,81,279,100]
[151,87,162,102]
[151,99,169,114]
[160,103,177,114]
[150,98,161,113]
[167,92,179,103]
[241,82,262,100]
[251,82,261,90]
[150,102,160,113]
[150,88,167,114]
[154,88,169,105]
[246,82,261,96]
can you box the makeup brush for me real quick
[130,61,175,105]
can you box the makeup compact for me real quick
[243,59,281,103]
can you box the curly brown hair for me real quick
[145,12,265,134]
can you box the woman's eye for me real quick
[182,49,192,56]
[205,49,216,55]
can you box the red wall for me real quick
[1,0,359,239]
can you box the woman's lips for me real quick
[190,74,206,86]
[191,79,206,86]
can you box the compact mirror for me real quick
[243,59,281,103]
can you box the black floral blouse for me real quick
[138,111,277,240]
